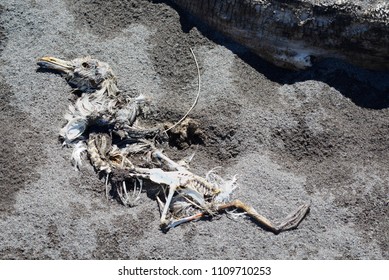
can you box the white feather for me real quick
[135,94,148,104]
[206,168,238,202]
[60,117,87,143]
[71,141,87,170]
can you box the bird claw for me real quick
[117,179,143,207]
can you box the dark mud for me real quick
[0,0,388,259]
[0,79,44,215]
[0,6,45,216]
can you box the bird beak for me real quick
[37,56,74,73]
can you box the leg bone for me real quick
[217,199,310,234]
[164,212,204,230]
[160,183,179,227]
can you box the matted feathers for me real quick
[71,141,87,170]
[206,168,238,203]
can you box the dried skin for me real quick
[164,118,206,149]
[87,133,112,173]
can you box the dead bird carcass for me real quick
[37,54,310,233]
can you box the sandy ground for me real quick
[0,0,388,259]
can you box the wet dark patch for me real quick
[68,169,106,195]
[307,163,389,257]
[354,195,389,256]
[0,247,27,260]
[330,168,389,257]
[0,5,6,53]
[92,209,154,259]
[148,21,212,95]
[368,122,389,156]
[64,0,152,37]
[271,119,337,161]
[47,222,61,249]
[203,123,241,161]
[92,227,124,259]
[291,113,389,257]
[157,114,243,163]
[0,80,46,216]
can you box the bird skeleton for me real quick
[37,52,310,233]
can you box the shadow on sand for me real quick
[163,0,389,109]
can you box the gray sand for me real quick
[0,0,388,259]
